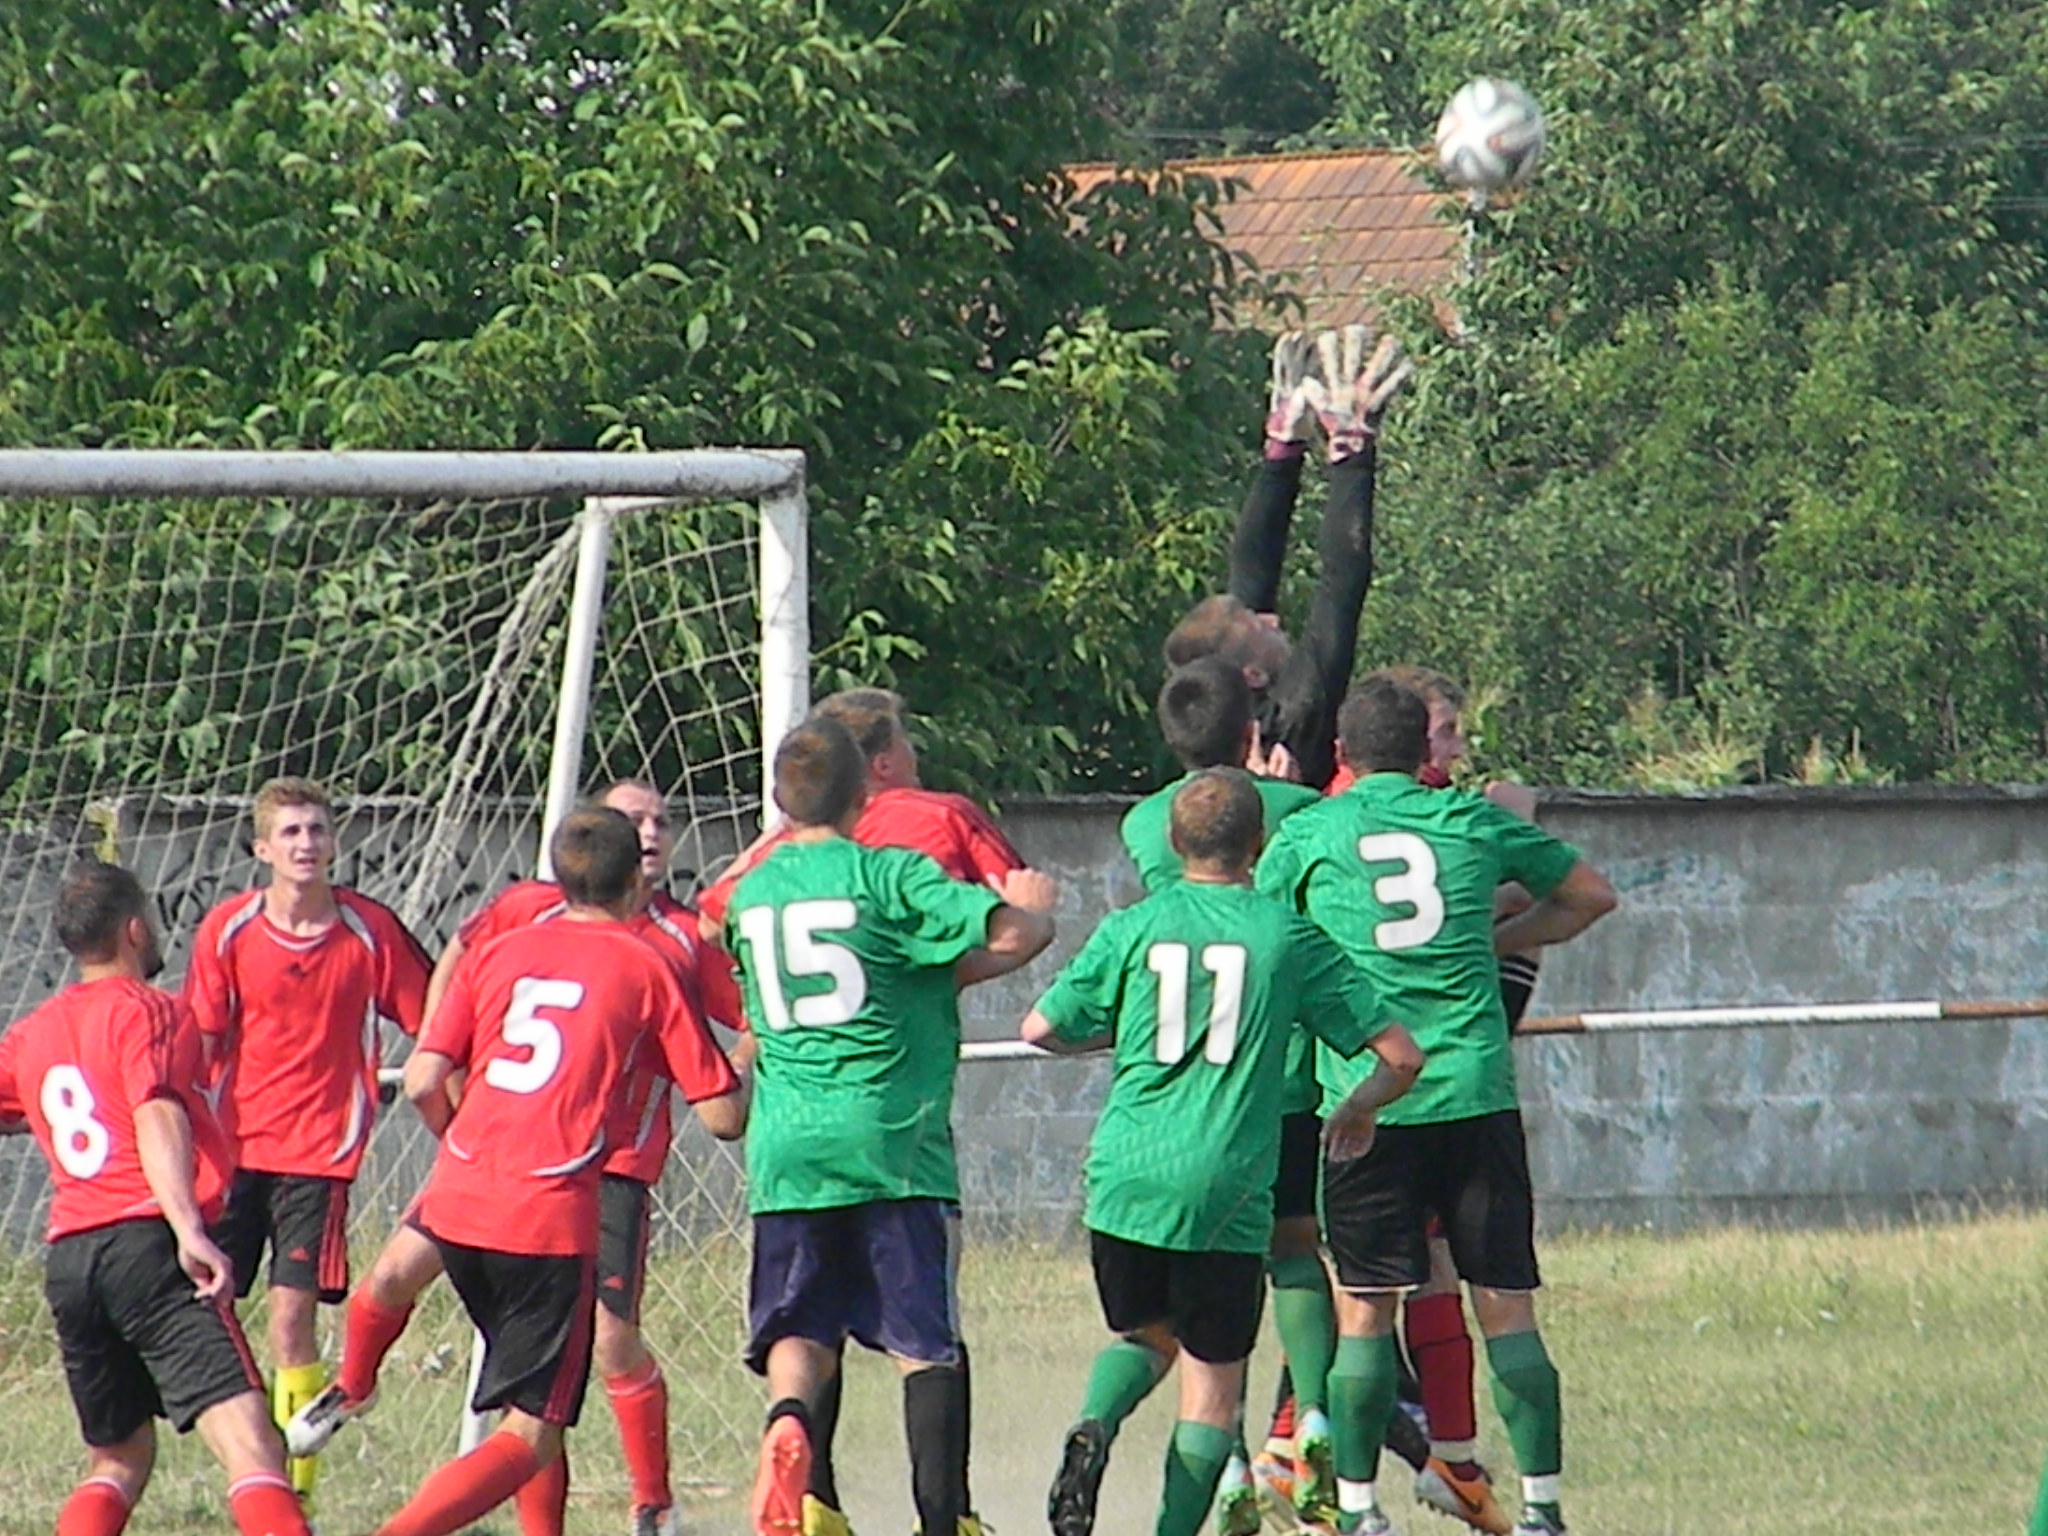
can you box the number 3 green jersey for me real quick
[1257,771,1581,1127]
[1033,880,1394,1254]
[727,837,1001,1214]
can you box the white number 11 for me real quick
[1147,943,1248,1065]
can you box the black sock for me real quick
[955,1339,976,1514]
[807,1358,843,1506]
[1500,952,1542,1031]
[904,1364,967,1536]
[766,1396,813,1434]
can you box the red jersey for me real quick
[416,919,739,1256]
[455,882,743,1184]
[697,786,1024,928]
[185,887,431,1181]
[0,979,234,1241]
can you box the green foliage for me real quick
[1095,0,1335,152]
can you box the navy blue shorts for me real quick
[746,1199,958,1374]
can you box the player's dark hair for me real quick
[1382,664,1466,713]
[53,860,149,961]
[1157,658,1253,769]
[774,714,867,829]
[551,808,642,908]
[1168,768,1264,868]
[816,687,905,762]
[1168,594,1273,673]
[1338,674,1430,775]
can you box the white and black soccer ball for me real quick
[1434,77,1547,194]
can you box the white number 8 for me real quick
[1357,832,1446,950]
[485,978,584,1095]
[41,1065,110,1179]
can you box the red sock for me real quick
[374,1432,543,1536]
[515,1445,569,1536]
[1403,1292,1479,1448]
[1268,1395,1296,1442]
[58,1479,132,1536]
[339,1292,413,1403]
[227,1472,312,1536]
[607,1361,672,1511]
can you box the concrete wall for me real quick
[4,787,2046,1247]
[956,787,2048,1233]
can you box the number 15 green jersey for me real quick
[727,837,1001,1214]
[1257,771,1580,1127]
[1033,880,1394,1254]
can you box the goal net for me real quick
[0,450,807,1529]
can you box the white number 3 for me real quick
[485,978,584,1095]
[41,1065,110,1179]
[1357,832,1446,950]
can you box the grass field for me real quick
[4,1214,2047,1534]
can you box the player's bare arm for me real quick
[1491,860,1618,955]
[134,1094,234,1299]
[422,932,466,1031]
[1020,1005,1110,1055]
[955,866,1058,985]
[1322,1022,1425,1163]
[402,1048,460,1137]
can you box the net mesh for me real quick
[0,489,777,1527]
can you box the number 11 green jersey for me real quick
[727,837,1001,1214]
[1033,880,1394,1254]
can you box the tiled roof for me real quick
[1064,148,1460,330]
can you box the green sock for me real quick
[1326,1333,1398,1482]
[1079,1339,1171,1442]
[1267,1253,1336,1414]
[2032,1449,2048,1536]
[1157,1420,1234,1536]
[1487,1329,1563,1478]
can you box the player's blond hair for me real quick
[1168,768,1264,869]
[252,777,331,839]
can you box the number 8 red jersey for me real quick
[0,978,234,1241]
[415,919,739,1257]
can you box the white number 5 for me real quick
[485,978,583,1094]
[737,900,868,1031]
[1358,832,1445,950]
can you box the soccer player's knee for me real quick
[1121,1324,1181,1363]
[592,1308,649,1378]
[196,1389,290,1479]
[1267,1217,1322,1262]
[1471,1287,1537,1338]
[87,1423,157,1487]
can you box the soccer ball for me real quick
[1434,77,1547,194]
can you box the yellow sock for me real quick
[272,1362,329,1502]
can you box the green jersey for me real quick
[1119,772,1327,1115]
[1257,772,1581,1127]
[1034,880,1392,1254]
[727,837,1001,1214]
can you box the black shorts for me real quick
[46,1220,264,1445]
[1321,1110,1540,1294]
[598,1174,653,1324]
[422,1225,597,1426]
[1089,1231,1266,1364]
[1273,1111,1323,1222]
[214,1169,350,1302]
[746,1200,959,1374]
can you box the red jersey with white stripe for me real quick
[697,786,1025,929]
[0,979,234,1241]
[416,919,739,1256]
[184,888,430,1181]
[455,882,743,1184]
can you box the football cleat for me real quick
[1215,1455,1262,1536]
[1293,1405,1337,1518]
[1509,1509,1565,1536]
[957,1517,992,1536]
[752,1413,812,1536]
[1047,1418,1111,1536]
[1249,1447,1296,1526]
[1414,1458,1511,1535]
[800,1494,855,1536]
[283,1383,375,1458]
[632,1505,680,1536]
